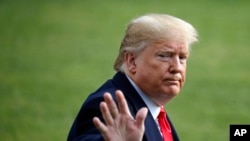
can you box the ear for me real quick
[125,52,137,74]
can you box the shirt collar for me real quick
[126,75,161,120]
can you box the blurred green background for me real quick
[0,0,249,140]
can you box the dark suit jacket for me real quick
[67,71,179,141]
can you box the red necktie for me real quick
[157,107,173,141]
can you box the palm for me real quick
[93,90,148,141]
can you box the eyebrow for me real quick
[157,48,190,57]
[158,48,189,53]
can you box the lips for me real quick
[165,80,179,85]
[164,78,180,85]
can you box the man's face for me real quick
[129,39,189,105]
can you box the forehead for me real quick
[148,39,189,53]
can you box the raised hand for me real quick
[93,90,148,141]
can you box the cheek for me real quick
[136,55,168,79]
[148,60,166,70]
[137,58,160,72]
[135,62,161,83]
[181,69,187,83]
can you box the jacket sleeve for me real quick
[67,88,116,141]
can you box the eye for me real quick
[158,54,166,58]
[157,53,172,61]
[179,56,187,60]
[159,52,172,57]
[179,55,188,63]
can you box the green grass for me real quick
[0,0,249,140]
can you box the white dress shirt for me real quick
[126,75,161,121]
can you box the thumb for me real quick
[135,107,148,128]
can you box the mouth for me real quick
[164,76,181,85]
[164,78,180,85]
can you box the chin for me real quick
[168,91,179,96]
[161,90,179,98]
[165,86,180,95]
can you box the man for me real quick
[67,13,198,141]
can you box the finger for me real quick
[92,117,109,140]
[93,117,108,133]
[135,107,148,129]
[100,101,113,125]
[103,92,119,119]
[116,90,131,116]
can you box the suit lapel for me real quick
[166,115,179,141]
[112,72,163,141]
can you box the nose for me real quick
[169,56,182,73]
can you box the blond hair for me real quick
[114,14,198,72]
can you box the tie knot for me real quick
[158,107,166,118]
